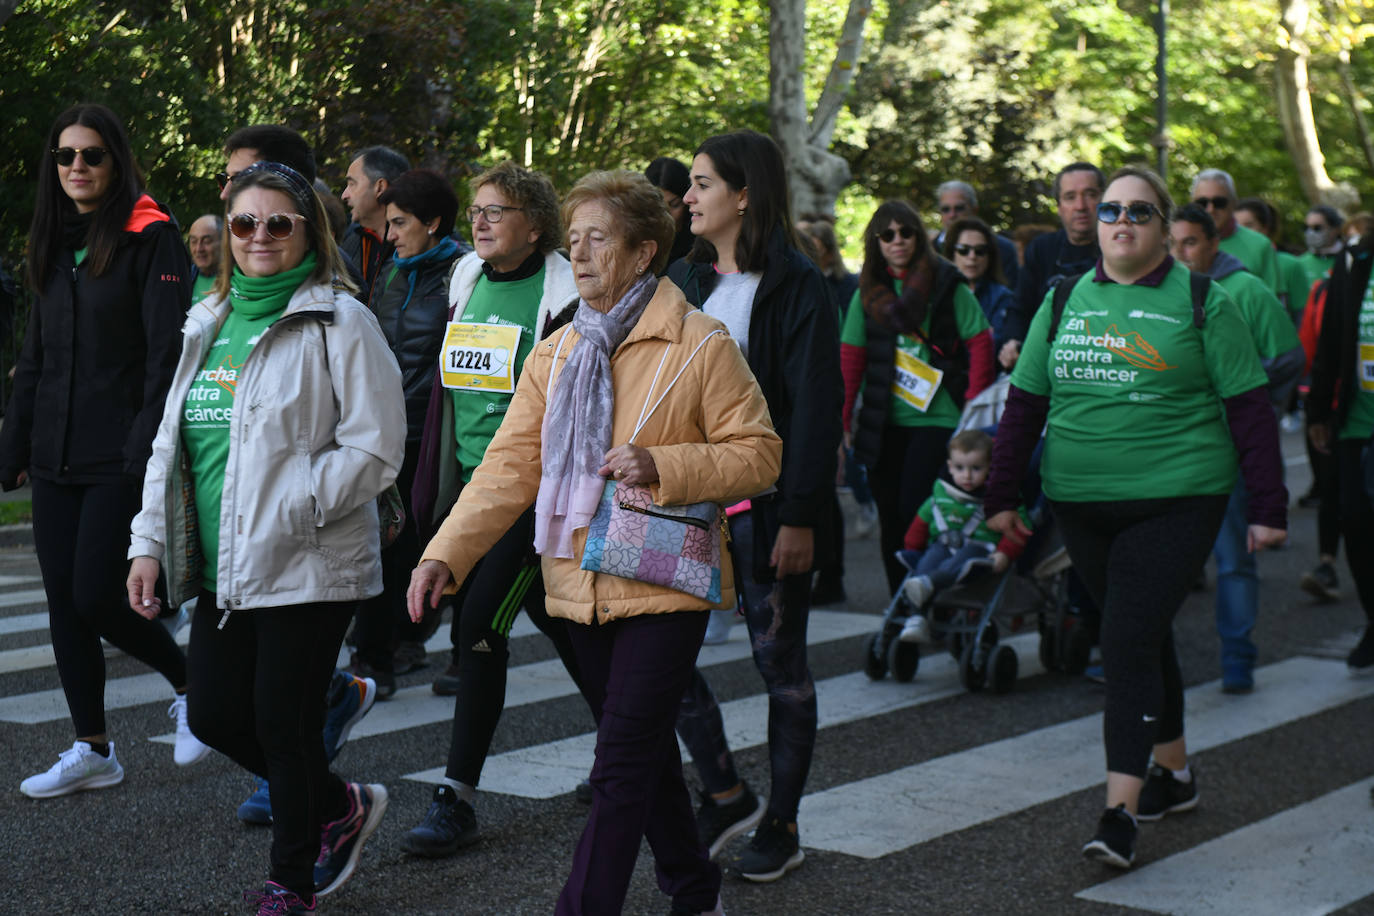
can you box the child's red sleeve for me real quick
[904,515,930,552]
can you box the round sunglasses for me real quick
[228,212,307,241]
[954,244,990,257]
[1096,202,1163,225]
[51,147,109,168]
[877,226,915,243]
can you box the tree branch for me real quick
[808,0,871,147]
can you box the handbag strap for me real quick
[629,329,725,445]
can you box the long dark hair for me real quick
[860,199,929,283]
[28,103,144,291]
[942,217,1005,285]
[688,130,799,272]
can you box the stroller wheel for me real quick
[991,644,1019,693]
[959,638,987,692]
[887,638,920,682]
[863,632,888,681]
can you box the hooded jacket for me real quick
[0,194,190,487]
[129,280,405,611]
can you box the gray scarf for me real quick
[534,273,658,558]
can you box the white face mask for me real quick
[1305,225,1336,252]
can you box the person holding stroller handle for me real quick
[984,166,1286,870]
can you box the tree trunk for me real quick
[1275,0,1359,209]
[768,0,871,219]
[0,0,19,30]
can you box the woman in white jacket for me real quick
[126,163,405,913]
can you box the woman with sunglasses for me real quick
[0,103,208,798]
[127,162,405,912]
[985,166,1286,870]
[841,200,995,592]
[943,216,1016,349]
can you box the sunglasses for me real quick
[1304,223,1329,232]
[1096,202,1163,225]
[1193,196,1231,210]
[228,211,307,241]
[877,226,915,243]
[954,244,990,257]
[51,147,109,167]
[466,204,525,224]
[938,204,969,214]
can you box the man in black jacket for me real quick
[340,146,409,304]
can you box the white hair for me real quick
[1191,169,1237,200]
[936,180,977,210]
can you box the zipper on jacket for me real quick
[217,608,231,629]
[616,499,713,530]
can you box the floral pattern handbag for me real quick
[578,329,726,602]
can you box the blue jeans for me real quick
[844,447,873,506]
[1212,481,1258,683]
[676,511,818,824]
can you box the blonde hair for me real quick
[562,170,676,275]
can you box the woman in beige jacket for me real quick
[409,171,781,915]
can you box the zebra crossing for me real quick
[2,535,1372,915]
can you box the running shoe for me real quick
[400,784,479,858]
[169,694,211,766]
[898,614,931,644]
[237,777,272,826]
[1136,763,1198,821]
[1082,804,1136,869]
[1300,562,1341,603]
[314,782,388,896]
[243,880,316,915]
[20,741,124,799]
[733,815,804,882]
[696,784,764,860]
[323,673,377,762]
[702,609,737,646]
[1349,627,1374,677]
[432,661,462,696]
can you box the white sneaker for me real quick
[901,575,933,609]
[854,502,878,538]
[20,741,124,798]
[899,614,931,644]
[169,694,211,766]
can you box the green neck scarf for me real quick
[229,252,318,319]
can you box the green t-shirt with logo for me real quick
[192,272,216,305]
[1340,274,1374,441]
[181,305,286,590]
[1216,269,1301,360]
[449,268,542,481]
[1297,251,1336,295]
[1218,225,1279,294]
[1011,263,1268,502]
[840,280,989,428]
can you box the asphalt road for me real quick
[2,425,1373,915]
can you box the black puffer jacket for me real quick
[667,230,843,578]
[370,244,463,444]
[1309,236,1374,432]
[0,195,190,487]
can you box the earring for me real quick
[427,229,434,235]
[737,207,746,216]
[636,266,644,275]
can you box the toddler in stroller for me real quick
[897,429,1031,644]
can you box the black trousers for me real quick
[187,591,353,897]
[868,424,956,592]
[1337,439,1374,616]
[31,476,186,737]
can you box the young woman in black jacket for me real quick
[666,129,843,884]
[0,103,203,797]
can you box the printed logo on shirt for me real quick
[184,354,243,426]
[1051,316,1174,388]
[1127,309,1183,325]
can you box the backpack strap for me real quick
[1189,272,1210,329]
[1045,272,1086,343]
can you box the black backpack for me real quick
[1045,271,1210,342]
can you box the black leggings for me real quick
[1051,495,1228,778]
[31,476,187,737]
[351,445,422,673]
[1309,436,1341,557]
[1336,439,1374,617]
[869,424,956,592]
[187,591,353,897]
[444,506,585,787]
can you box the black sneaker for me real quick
[400,784,478,858]
[1300,562,1342,603]
[1082,804,1137,869]
[574,778,593,805]
[432,662,461,696]
[1136,764,1198,821]
[314,782,388,896]
[696,784,764,859]
[733,815,804,882]
[1348,627,1374,677]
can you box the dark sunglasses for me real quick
[877,226,915,243]
[51,147,109,167]
[1096,202,1163,225]
[228,211,307,241]
[954,244,990,257]
[938,204,968,214]
[214,171,236,191]
[1193,196,1231,210]
[1304,223,1329,232]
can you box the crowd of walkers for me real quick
[5,99,1372,913]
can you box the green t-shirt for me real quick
[1297,251,1335,299]
[1218,225,1279,294]
[1276,251,1310,317]
[1340,273,1374,441]
[916,479,1029,547]
[1010,262,1268,502]
[449,268,543,481]
[181,304,286,590]
[192,272,216,305]
[840,280,989,428]
[1216,269,1301,360]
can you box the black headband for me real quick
[233,161,316,217]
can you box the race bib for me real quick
[440,322,522,393]
[892,347,943,412]
[1360,343,1374,393]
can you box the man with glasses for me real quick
[1190,169,1280,295]
[185,214,221,305]
[1000,162,1104,371]
[340,146,410,304]
[934,180,1019,288]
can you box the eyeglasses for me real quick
[954,244,989,257]
[1304,223,1329,232]
[467,204,524,224]
[228,212,307,240]
[877,226,915,243]
[1193,196,1231,210]
[214,171,236,191]
[1096,202,1163,225]
[51,147,109,167]
[938,204,969,215]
